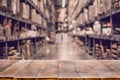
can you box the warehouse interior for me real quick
[1,0,120,79]
[0,0,120,60]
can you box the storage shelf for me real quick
[0,35,45,43]
[75,0,94,20]
[26,0,48,21]
[78,8,120,27]
[0,11,47,29]
[74,34,120,42]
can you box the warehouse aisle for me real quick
[34,33,94,60]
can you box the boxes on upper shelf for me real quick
[31,0,38,6]
[7,0,20,14]
[112,0,120,9]
[0,0,7,7]
[20,2,30,19]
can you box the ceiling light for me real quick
[62,0,66,8]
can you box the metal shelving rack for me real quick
[0,0,51,59]
[73,0,120,60]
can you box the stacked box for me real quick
[31,0,38,6]
[0,0,7,7]
[112,0,120,9]
[31,9,36,22]
[20,3,27,19]
[16,0,20,14]
[111,43,120,59]
[45,10,50,19]
[93,0,99,17]
[83,8,88,23]
[7,0,20,14]
[88,5,94,20]
[8,47,20,60]
[0,24,4,36]
[105,0,112,11]
[40,1,44,13]
[26,4,30,19]
[7,0,16,14]
[37,0,40,9]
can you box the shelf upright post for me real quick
[84,23,89,59]
[34,25,37,55]
[4,13,8,59]
[99,17,102,60]
[93,38,96,58]
[109,2,113,59]
[17,19,20,57]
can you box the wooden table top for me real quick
[0,60,120,79]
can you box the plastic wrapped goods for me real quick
[102,28,112,36]
[93,21,101,36]
[26,30,38,38]
[86,27,94,35]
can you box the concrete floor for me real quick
[33,33,94,60]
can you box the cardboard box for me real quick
[0,0,7,7]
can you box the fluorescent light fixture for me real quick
[62,0,66,7]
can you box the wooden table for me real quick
[0,60,120,80]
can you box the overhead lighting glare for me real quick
[62,0,66,7]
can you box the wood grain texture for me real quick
[0,60,120,79]
[0,60,17,72]
[100,60,120,75]
[16,60,46,78]
[0,60,32,77]
[75,61,99,78]
[37,60,58,78]
[86,60,120,78]
[58,61,79,78]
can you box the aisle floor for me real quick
[33,42,94,60]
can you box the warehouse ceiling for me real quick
[53,0,82,23]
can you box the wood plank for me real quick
[0,60,17,72]
[37,60,58,78]
[0,78,14,80]
[15,60,47,78]
[100,60,120,75]
[86,60,120,78]
[0,60,32,77]
[58,61,79,78]
[74,60,99,78]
